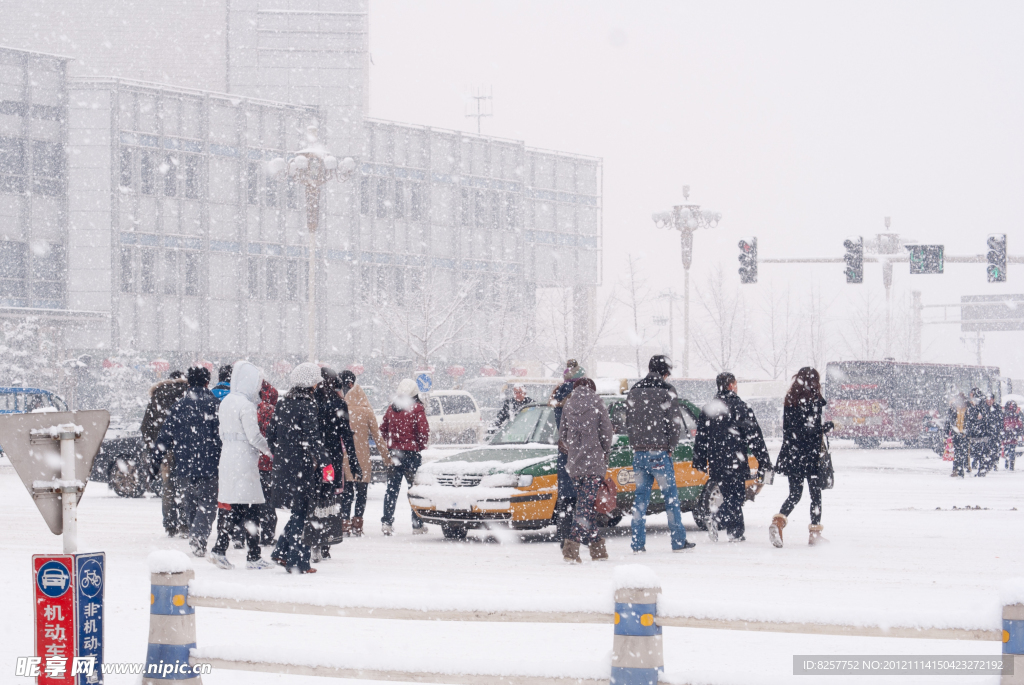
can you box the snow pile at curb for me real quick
[613,564,660,590]
[1000,578,1024,606]
[148,550,193,574]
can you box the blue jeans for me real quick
[630,450,687,551]
[382,450,423,528]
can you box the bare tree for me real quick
[0,318,59,389]
[692,266,749,373]
[839,290,886,360]
[616,254,659,376]
[364,269,474,368]
[804,287,833,371]
[475,278,536,374]
[534,286,615,373]
[752,283,800,380]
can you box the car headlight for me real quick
[517,474,534,487]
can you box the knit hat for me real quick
[290,362,322,389]
[339,369,356,390]
[566,365,586,381]
[396,378,419,398]
[186,366,211,388]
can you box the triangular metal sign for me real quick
[0,410,109,534]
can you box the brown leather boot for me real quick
[351,517,364,537]
[769,514,787,548]
[589,538,609,561]
[341,519,352,537]
[808,524,826,545]
[562,540,582,563]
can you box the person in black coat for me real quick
[944,393,970,478]
[156,366,222,557]
[268,362,326,574]
[693,371,772,542]
[770,367,833,548]
[312,367,357,560]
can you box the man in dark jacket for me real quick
[693,372,772,542]
[140,370,188,537]
[211,365,232,402]
[548,360,583,542]
[625,355,693,553]
[493,384,532,431]
[313,367,357,559]
[268,362,326,573]
[156,366,222,557]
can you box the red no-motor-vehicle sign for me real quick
[33,555,76,684]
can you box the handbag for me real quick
[302,482,345,547]
[818,434,835,490]
[942,436,954,462]
[595,477,618,514]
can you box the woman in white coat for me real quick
[209,360,276,570]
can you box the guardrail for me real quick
[144,551,1022,685]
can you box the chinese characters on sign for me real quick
[32,554,105,684]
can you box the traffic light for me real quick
[987,234,1007,282]
[738,238,757,284]
[843,236,863,284]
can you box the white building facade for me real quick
[0,1,600,380]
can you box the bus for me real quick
[822,360,1000,451]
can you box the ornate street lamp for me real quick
[269,126,356,362]
[652,185,721,377]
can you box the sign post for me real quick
[416,373,433,394]
[0,411,109,684]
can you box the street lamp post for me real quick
[270,127,356,362]
[652,186,721,377]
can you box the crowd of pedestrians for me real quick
[945,388,1023,477]
[146,360,398,574]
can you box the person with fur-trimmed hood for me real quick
[268,362,327,574]
[693,372,772,543]
[140,369,188,537]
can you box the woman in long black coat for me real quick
[312,368,357,560]
[770,367,832,548]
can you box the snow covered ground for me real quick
[1,443,1019,684]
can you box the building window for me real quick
[119,247,134,293]
[163,156,177,197]
[266,258,278,300]
[140,153,155,195]
[247,162,259,205]
[374,267,387,306]
[183,252,200,296]
[459,188,470,227]
[32,140,64,196]
[474,190,486,228]
[410,184,424,221]
[359,265,372,301]
[285,260,301,301]
[163,251,178,295]
[375,178,389,218]
[248,257,260,299]
[140,249,156,293]
[287,178,300,211]
[119,148,133,190]
[409,268,423,294]
[394,180,404,218]
[0,241,27,298]
[265,174,278,208]
[505,193,518,229]
[184,155,200,199]
[392,267,404,307]
[489,192,500,230]
[359,176,370,216]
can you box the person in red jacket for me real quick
[380,378,430,536]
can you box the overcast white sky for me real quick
[368,1,1024,377]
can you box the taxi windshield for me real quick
[490,405,558,445]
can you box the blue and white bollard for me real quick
[1003,603,1024,685]
[611,566,663,685]
[143,552,201,684]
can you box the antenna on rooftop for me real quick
[464,86,493,135]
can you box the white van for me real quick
[422,390,481,444]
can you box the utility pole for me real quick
[465,87,493,134]
[658,290,682,368]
